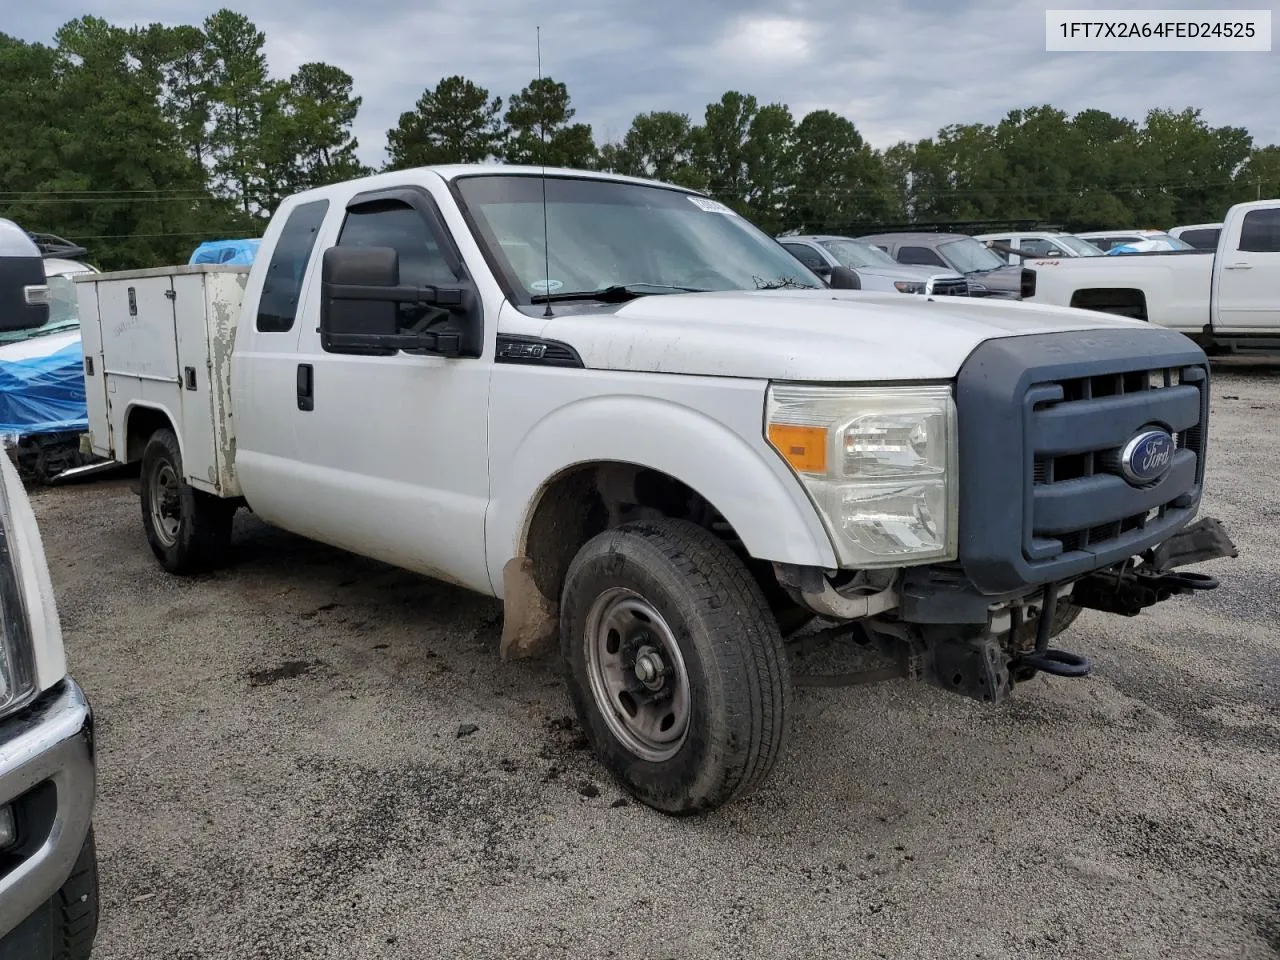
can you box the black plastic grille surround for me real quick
[955,327,1210,595]
[931,279,969,297]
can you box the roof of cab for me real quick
[283,163,705,206]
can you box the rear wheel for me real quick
[560,518,791,815]
[139,427,235,574]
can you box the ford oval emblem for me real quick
[1120,429,1175,485]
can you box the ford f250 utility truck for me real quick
[75,166,1237,816]
[1024,199,1280,353]
[0,220,98,958]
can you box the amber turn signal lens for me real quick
[767,424,827,474]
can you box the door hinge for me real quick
[165,289,177,300]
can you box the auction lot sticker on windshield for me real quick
[688,197,739,215]
[1046,9,1271,50]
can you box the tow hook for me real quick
[1010,582,1092,682]
[1013,648,1091,678]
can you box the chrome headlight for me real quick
[765,384,958,568]
[0,460,36,717]
[894,281,926,294]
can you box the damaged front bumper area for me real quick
[777,515,1237,703]
[775,328,1239,704]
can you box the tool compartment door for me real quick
[171,272,220,494]
[73,279,111,458]
[96,274,181,468]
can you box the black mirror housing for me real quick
[0,219,52,333]
[318,244,482,358]
[827,265,862,290]
[321,245,400,342]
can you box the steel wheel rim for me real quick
[584,587,691,763]
[150,462,182,548]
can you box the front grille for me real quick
[931,279,969,297]
[1027,364,1205,560]
[955,328,1211,594]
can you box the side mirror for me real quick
[827,265,862,290]
[0,220,52,333]
[319,245,479,358]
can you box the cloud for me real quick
[14,0,1280,166]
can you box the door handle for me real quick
[297,363,314,411]
[1224,262,1253,270]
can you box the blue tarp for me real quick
[0,340,89,436]
[189,238,261,265]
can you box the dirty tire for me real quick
[560,518,792,816]
[139,427,234,575]
[53,827,99,960]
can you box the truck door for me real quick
[286,186,495,595]
[1213,205,1280,331]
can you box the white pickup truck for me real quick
[1024,199,1280,353]
[75,165,1238,815]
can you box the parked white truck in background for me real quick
[0,221,98,959]
[75,166,1238,815]
[1024,199,1280,352]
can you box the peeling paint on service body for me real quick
[207,272,247,499]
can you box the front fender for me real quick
[484,391,838,597]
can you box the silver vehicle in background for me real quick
[858,231,1031,298]
[974,231,1105,265]
[777,234,969,296]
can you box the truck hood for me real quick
[855,263,962,283]
[528,288,1155,381]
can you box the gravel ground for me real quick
[29,363,1280,960]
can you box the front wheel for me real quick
[139,427,235,575]
[560,518,792,815]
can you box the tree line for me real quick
[3,9,1278,270]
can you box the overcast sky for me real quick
[15,0,1280,166]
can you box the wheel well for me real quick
[124,407,175,463]
[521,461,782,604]
[1068,287,1148,321]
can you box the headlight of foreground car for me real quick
[765,384,958,568]
[0,465,36,718]
[894,280,926,294]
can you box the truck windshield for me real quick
[1058,235,1104,256]
[0,273,81,343]
[818,238,901,269]
[937,238,1006,274]
[452,174,823,304]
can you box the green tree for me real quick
[610,111,701,187]
[204,9,269,212]
[743,103,795,233]
[132,23,214,172]
[503,77,596,167]
[695,91,757,212]
[2,17,225,269]
[386,75,506,169]
[786,109,892,230]
[287,62,366,185]
[1238,145,1280,203]
[1137,108,1251,226]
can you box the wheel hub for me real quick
[583,588,691,763]
[633,645,667,690]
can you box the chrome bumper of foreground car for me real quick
[0,678,94,940]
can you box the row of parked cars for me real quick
[776,224,1217,301]
[776,202,1278,356]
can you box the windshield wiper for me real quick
[530,282,708,304]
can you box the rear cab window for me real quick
[256,199,329,333]
[1238,209,1280,253]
